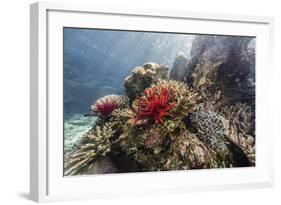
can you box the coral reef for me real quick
[124,63,169,101]
[113,80,233,171]
[127,80,201,148]
[64,35,256,175]
[119,119,233,171]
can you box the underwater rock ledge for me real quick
[170,35,255,109]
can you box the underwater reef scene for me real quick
[64,28,255,176]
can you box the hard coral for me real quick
[91,95,129,117]
[189,111,228,153]
[189,110,251,167]
[64,123,115,176]
[133,85,175,124]
[124,63,169,101]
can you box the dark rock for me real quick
[170,52,189,81]
[171,35,256,108]
[83,157,118,174]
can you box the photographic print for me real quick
[63,28,255,176]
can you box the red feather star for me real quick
[133,86,175,124]
[93,102,118,116]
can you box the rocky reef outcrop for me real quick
[170,52,189,81]
[124,63,169,102]
[64,35,255,175]
[171,35,255,109]
[171,35,256,164]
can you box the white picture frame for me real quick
[30,1,274,202]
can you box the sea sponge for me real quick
[91,95,129,118]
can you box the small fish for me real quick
[119,133,128,140]
[84,113,98,117]
[134,119,149,126]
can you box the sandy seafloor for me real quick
[64,114,97,153]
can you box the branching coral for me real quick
[64,123,115,176]
[91,95,129,118]
[189,111,229,154]
[108,108,135,141]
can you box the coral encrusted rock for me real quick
[124,63,169,102]
[128,80,200,128]
[170,36,256,108]
[219,103,255,165]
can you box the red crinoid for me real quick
[91,95,129,117]
[92,102,118,117]
[133,85,176,124]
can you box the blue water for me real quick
[63,28,194,151]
